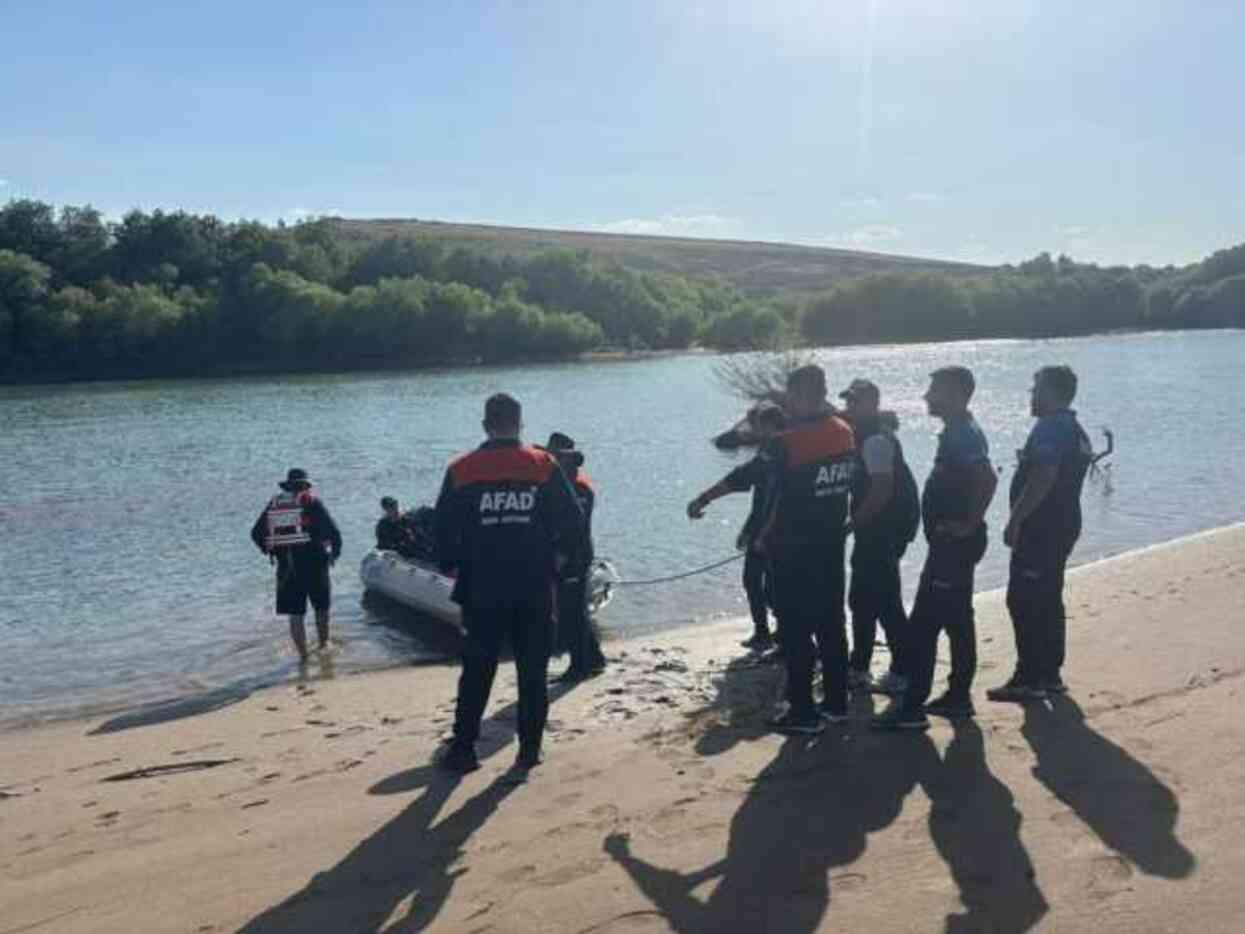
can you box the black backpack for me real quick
[891,443,921,546]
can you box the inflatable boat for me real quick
[359,549,616,626]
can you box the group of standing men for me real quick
[689,362,1092,734]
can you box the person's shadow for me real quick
[1022,696,1195,880]
[604,654,1050,934]
[238,684,581,933]
[924,720,1049,933]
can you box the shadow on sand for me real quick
[237,681,581,933]
[605,658,1050,933]
[1022,695,1195,879]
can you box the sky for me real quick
[2,0,1242,267]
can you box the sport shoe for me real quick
[847,668,873,691]
[870,705,930,732]
[819,702,850,724]
[924,693,976,719]
[437,742,480,774]
[741,632,774,651]
[768,711,826,735]
[871,671,909,696]
[986,680,1048,703]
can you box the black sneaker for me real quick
[516,746,543,770]
[768,711,826,735]
[870,706,930,732]
[437,742,480,774]
[986,680,1048,703]
[924,693,976,719]
[741,632,774,651]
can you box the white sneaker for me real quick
[871,671,909,696]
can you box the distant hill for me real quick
[328,218,986,295]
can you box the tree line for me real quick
[2,199,1242,383]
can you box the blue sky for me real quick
[2,0,1241,266]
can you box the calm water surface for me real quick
[2,330,1243,725]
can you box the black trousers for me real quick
[771,539,848,717]
[848,535,908,675]
[742,549,775,635]
[1006,538,1074,684]
[558,576,605,672]
[453,592,553,754]
[903,530,987,712]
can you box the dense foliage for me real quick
[2,199,1242,383]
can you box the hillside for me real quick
[328,217,985,295]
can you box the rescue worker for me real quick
[250,468,342,662]
[687,401,786,650]
[874,367,997,730]
[375,496,415,553]
[756,365,856,734]
[840,379,920,695]
[434,394,588,775]
[989,365,1092,702]
[544,432,607,683]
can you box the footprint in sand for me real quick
[1087,854,1134,899]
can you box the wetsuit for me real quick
[375,515,413,553]
[559,469,606,674]
[723,454,777,641]
[435,440,587,758]
[250,493,342,615]
[762,413,856,717]
[848,414,916,677]
[1006,409,1092,686]
[902,414,991,713]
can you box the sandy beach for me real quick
[2,524,1243,933]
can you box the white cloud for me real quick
[907,192,943,204]
[840,224,903,246]
[0,178,8,187]
[1055,224,1091,238]
[596,213,739,238]
[839,195,883,211]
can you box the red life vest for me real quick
[265,490,315,550]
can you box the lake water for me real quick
[2,330,1243,727]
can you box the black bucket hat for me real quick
[544,432,585,468]
[279,467,313,492]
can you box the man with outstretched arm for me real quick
[989,365,1092,702]
[874,367,997,731]
[434,393,587,777]
[687,401,786,651]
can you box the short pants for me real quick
[275,554,331,615]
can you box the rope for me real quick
[612,552,744,587]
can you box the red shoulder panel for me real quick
[451,445,556,488]
[782,416,856,468]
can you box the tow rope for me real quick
[611,552,744,587]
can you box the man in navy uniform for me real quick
[434,394,588,775]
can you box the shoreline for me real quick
[5,520,1242,739]
[2,521,1243,932]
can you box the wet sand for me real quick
[2,524,1243,933]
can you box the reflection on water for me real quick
[2,329,1243,724]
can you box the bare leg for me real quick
[314,608,330,650]
[288,615,309,661]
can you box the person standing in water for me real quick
[251,468,342,662]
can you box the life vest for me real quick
[768,413,856,548]
[265,490,315,550]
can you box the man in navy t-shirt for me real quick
[989,366,1092,702]
[874,366,998,731]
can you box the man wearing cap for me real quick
[874,367,997,731]
[375,496,416,554]
[251,468,343,662]
[687,401,787,651]
[434,394,588,775]
[544,432,607,683]
[840,379,919,696]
